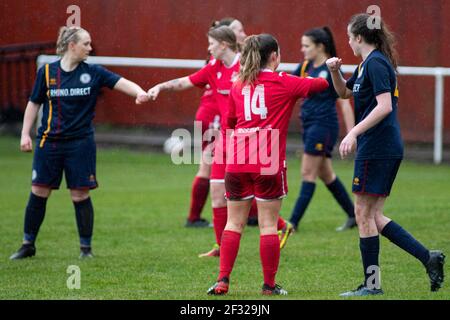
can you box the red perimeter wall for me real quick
[1,0,450,143]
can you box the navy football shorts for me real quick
[31,136,98,190]
[302,124,338,158]
[352,159,402,197]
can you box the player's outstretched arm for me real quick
[147,77,193,101]
[20,101,40,152]
[113,78,149,104]
[326,57,353,99]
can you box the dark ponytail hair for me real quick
[239,34,279,85]
[303,26,337,58]
[349,13,398,70]
[211,17,236,28]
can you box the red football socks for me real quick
[218,230,241,280]
[260,234,280,287]
[277,216,286,231]
[187,176,210,221]
[213,206,228,245]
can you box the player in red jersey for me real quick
[207,34,328,295]
[210,18,267,229]
[185,23,224,229]
[186,18,248,229]
[190,25,290,257]
[147,26,240,257]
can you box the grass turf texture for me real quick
[0,135,449,300]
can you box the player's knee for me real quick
[354,202,369,224]
[210,183,226,206]
[257,217,277,235]
[70,189,90,202]
[374,211,389,230]
[226,220,245,233]
[354,201,364,216]
[318,171,335,184]
[259,224,277,235]
[301,168,317,182]
[31,186,51,198]
[212,197,226,208]
[211,191,226,207]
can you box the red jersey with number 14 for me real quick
[226,70,328,174]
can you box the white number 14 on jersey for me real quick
[242,84,268,120]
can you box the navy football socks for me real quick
[74,197,94,247]
[360,235,380,288]
[381,220,430,265]
[23,193,48,243]
[289,181,316,227]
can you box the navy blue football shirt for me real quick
[293,61,340,128]
[346,50,403,160]
[30,60,121,141]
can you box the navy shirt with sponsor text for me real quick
[293,61,340,128]
[345,50,403,160]
[30,60,121,140]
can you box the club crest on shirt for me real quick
[49,78,57,85]
[80,73,91,84]
[217,72,222,79]
[318,70,328,79]
[353,177,360,186]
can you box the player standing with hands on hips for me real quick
[326,13,445,296]
[10,26,150,260]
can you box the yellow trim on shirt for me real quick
[39,64,53,148]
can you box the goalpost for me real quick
[36,54,450,164]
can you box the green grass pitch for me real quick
[0,135,449,300]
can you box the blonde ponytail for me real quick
[56,26,86,56]
[239,34,279,85]
[239,36,262,85]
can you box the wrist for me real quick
[349,127,360,138]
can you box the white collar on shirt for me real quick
[225,53,241,69]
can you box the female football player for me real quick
[185,18,247,229]
[10,26,149,260]
[207,34,329,295]
[327,13,445,296]
[147,26,241,257]
[289,26,356,231]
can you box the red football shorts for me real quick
[225,168,288,201]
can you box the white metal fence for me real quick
[37,55,449,164]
